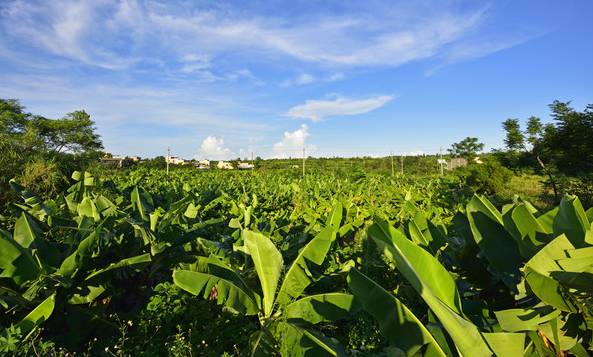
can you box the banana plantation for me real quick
[1,168,592,356]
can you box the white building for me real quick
[166,156,188,165]
[217,161,234,170]
[195,159,210,169]
[237,162,255,170]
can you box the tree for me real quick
[448,137,484,160]
[539,101,593,174]
[0,99,103,154]
[502,118,525,152]
[525,116,543,148]
[0,99,28,135]
[0,99,103,204]
[33,110,103,153]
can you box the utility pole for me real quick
[390,152,394,177]
[439,147,444,176]
[302,147,306,178]
[166,146,170,176]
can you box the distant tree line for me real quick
[499,100,593,206]
[501,100,593,175]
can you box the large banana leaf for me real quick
[524,234,576,312]
[244,230,283,317]
[553,196,589,248]
[325,201,343,230]
[276,224,339,305]
[68,285,106,304]
[586,207,593,223]
[85,253,152,280]
[408,211,446,254]
[248,329,277,357]
[0,234,40,285]
[13,212,40,249]
[15,293,56,336]
[274,322,346,357]
[482,332,525,356]
[283,293,358,324]
[347,268,446,357]
[131,186,154,221]
[494,307,561,332]
[58,230,99,278]
[466,195,522,287]
[368,220,493,357]
[502,203,551,259]
[173,255,261,315]
[77,197,100,222]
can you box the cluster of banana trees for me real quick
[1,168,592,356]
[0,171,226,348]
[170,191,593,355]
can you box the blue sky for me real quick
[1,0,592,159]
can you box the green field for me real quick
[1,166,592,356]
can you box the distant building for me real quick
[166,156,188,165]
[100,155,142,167]
[100,155,124,167]
[195,159,210,170]
[473,156,484,164]
[447,158,468,170]
[237,162,255,170]
[217,161,234,170]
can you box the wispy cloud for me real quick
[281,72,347,86]
[327,73,345,82]
[0,0,497,72]
[286,95,393,121]
[0,1,544,158]
[426,35,539,75]
[281,73,316,86]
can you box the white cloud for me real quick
[0,1,521,72]
[285,95,393,121]
[180,54,211,73]
[426,36,536,76]
[281,72,346,86]
[328,73,345,81]
[197,136,234,160]
[272,125,315,158]
[281,73,316,86]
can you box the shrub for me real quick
[455,159,513,196]
[17,158,67,199]
[558,174,593,209]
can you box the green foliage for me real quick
[499,100,593,176]
[455,159,513,196]
[32,110,103,153]
[526,116,543,148]
[17,158,67,199]
[448,137,484,159]
[502,118,525,152]
[557,174,593,208]
[0,99,103,208]
[1,167,592,356]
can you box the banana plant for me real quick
[362,194,593,356]
[367,219,527,356]
[173,203,360,356]
[0,177,153,341]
